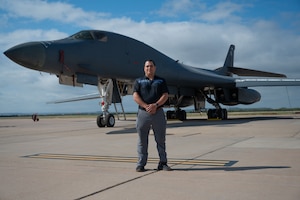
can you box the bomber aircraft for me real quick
[4,30,300,127]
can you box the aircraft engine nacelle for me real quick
[167,95,194,107]
[216,88,261,105]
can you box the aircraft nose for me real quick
[4,42,45,70]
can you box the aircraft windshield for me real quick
[92,31,108,42]
[70,31,108,42]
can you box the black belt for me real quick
[139,106,163,111]
[139,106,146,111]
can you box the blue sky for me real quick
[0,0,300,114]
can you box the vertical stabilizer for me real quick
[215,44,235,76]
[224,44,235,68]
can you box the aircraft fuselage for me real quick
[4,30,235,89]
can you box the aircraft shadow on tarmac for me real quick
[173,166,291,171]
[167,116,294,128]
[106,127,137,135]
[106,116,294,134]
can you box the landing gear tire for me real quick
[97,114,115,127]
[166,110,186,121]
[207,109,227,120]
[222,109,228,120]
[106,114,115,127]
[97,115,106,127]
[177,110,186,121]
[166,110,175,120]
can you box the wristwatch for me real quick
[155,103,159,107]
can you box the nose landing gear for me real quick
[96,79,115,127]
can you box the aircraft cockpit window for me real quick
[71,31,94,40]
[70,31,108,42]
[93,31,108,42]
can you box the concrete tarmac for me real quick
[0,113,300,200]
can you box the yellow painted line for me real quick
[24,153,236,167]
[29,154,138,162]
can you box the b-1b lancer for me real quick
[4,30,300,127]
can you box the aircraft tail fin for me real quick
[215,44,235,76]
[215,44,286,78]
[223,44,235,68]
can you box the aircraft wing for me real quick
[235,78,300,87]
[47,93,99,104]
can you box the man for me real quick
[133,59,171,172]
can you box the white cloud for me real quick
[0,0,109,25]
[156,0,205,18]
[199,2,245,22]
[0,29,68,49]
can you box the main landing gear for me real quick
[166,109,187,121]
[205,94,228,120]
[207,108,228,120]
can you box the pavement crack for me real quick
[74,171,158,200]
[291,130,300,138]
[182,132,201,137]
[194,137,254,159]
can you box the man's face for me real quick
[144,61,156,78]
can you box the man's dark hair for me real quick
[146,59,156,66]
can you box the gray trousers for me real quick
[136,108,167,167]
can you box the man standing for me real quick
[133,59,171,172]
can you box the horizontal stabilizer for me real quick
[235,78,300,87]
[228,67,286,78]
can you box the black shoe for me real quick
[136,166,146,172]
[157,163,172,171]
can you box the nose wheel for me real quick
[97,113,115,127]
[96,79,116,128]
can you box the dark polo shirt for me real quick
[133,75,168,105]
